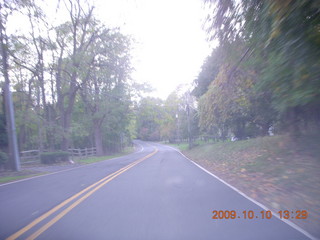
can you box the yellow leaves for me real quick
[267,0,294,44]
[301,74,309,80]
[198,63,258,131]
[270,28,281,41]
[269,0,293,18]
[235,94,251,107]
[244,77,254,88]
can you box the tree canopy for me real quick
[196,0,320,140]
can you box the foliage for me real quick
[136,97,164,141]
[40,151,69,164]
[199,63,250,139]
[135,89,199,142]
[197,0,320,139]
[241,1,320,116]
[0,0,135,158]
[192,48,222,97]
[160,92,180,141]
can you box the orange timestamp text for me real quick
[212,210,308,220]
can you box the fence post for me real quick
[70,149,74,161]
[37,150,40,162]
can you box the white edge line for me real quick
[0,142,145,187]
[164,144,317,240]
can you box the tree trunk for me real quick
[261,122,271,136]
[61,113,70,152]
[234,120,246,140]
[220,124,228,141]
[93,119,104,156]
[287,107,300,138]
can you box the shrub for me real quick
[40,151,69,164]
[0,151,8,166]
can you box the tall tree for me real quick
[80,28,132,155]
[51,0,98,151]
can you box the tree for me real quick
[50,0,98,151]
[192,48,222,98]
[258,1,320,135]
[136,97,164,141]
[9,3,52,151]
[200,0,320,138]
[79,28,132,155]
[0,0,136,162]
[160,92,180,142]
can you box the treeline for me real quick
[194,0,320,140]
[134,90,199,142]
[0,0,135,157]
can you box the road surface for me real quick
[0,141,314,239]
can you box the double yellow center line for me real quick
[7,148,158,240]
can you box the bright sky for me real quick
[8,0,212,100]
[94,0,212,99]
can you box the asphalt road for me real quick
[0,141,313,240]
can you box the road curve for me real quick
[0,141,313,240]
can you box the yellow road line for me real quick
[6,164,132,240]
[6,149,158,240]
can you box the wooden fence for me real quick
[20,147,97,164]
[68,147,97,159]
[20,150,41,164]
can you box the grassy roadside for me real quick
[0,173,46,184]
[0,146,135,184]
[162,138,215,151]
[168,135,320,238]
[77,147,134,164]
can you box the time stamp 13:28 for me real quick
[212,210,309,220]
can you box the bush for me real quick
[0,151,8,166]
[40,151,69,164]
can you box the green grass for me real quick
[76,147,134,164]
[165,142,189,151]
[181,135,311,166]
[0,173,46,184]
[163,139,214,151]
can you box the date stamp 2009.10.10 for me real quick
[212,210,308,220]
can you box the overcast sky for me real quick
[9,0,213,99]
[94,0,212,99]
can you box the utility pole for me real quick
[0,6,20,171]
[3,83,20,171]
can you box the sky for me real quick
[94,0,213,99]
[8,0,213,100]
